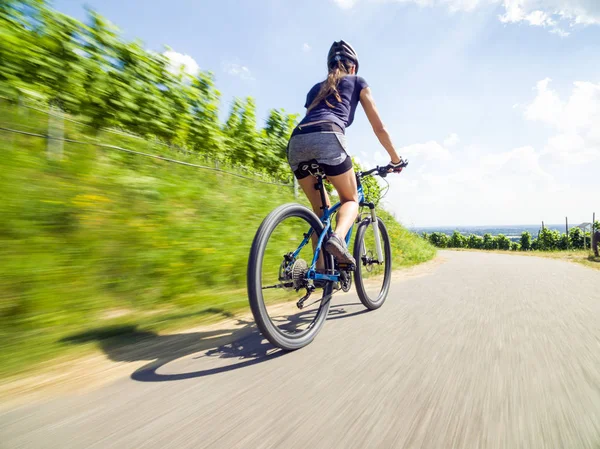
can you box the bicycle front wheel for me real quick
[353,216,392,310]
[247,203,334,351]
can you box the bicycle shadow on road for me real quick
[60,303,365,383]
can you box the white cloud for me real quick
[380,139,567,226]
[524,78,564,126]
[402,140,452,162]
[443,133,460,147]
[163,51,199,76]
[524,78,600,164]
[333,0,359,9]
[303,43,312,52]
[223,63,254,81]
[332,0,600,33]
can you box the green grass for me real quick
[0,103,435,378]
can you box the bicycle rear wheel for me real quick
[353,216,392,310]
[247,203,334,350]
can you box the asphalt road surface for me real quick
[2,251,600,449]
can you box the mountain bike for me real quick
[247,160,408,350]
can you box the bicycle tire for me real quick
[247,203,334,350]
[353,217,392,310]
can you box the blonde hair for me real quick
[306,60,354,112]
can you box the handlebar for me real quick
[358,159,409,179]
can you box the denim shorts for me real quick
[287,131,353,179]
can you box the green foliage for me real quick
[448,230,467,248]
[0,102,435,376]
[537,228,560,251]
[482,233,496,250]
[424,227,593,253]
[494,234,511,250]
[352,158,383,206]
[0,0,298,180]
[557,233,569,250]
[467,234,483,249]
[520,231,532,251]
[594,221,600,231]
[429,232,449,248]
[569,227,584,249]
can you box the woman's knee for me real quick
[339,195,359,205]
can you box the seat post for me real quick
[314,175,328,212]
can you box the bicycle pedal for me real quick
[337,263,356,271]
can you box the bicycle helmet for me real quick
[327,40,359,73]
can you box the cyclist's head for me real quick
[327,40,359,74]
[307,40,359,112]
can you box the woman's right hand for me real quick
[388,159,406,173]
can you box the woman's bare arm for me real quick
[360,87,402,164]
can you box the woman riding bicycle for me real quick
[287,40,404,266]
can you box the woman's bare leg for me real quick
[326,169,359,239]
[297,176,330,270]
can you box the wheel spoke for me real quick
[353,218,392,310]
[247,204,334,350]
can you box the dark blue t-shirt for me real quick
[299,75,369,132]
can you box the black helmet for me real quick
[327,40,359,73]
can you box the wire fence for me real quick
[0,97,298,192]
[0,126,294,187]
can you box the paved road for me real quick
[2,251,600,449]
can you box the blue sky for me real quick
[52,0,600,226]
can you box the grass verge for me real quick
[447,248,600,271]
[0,105,435,379]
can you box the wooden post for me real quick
[46,105,64,160]
[565,217,569,249]
[293,177,299,199]
[542,221,545,230]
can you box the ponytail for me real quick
[306,60,353,112]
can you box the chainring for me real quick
[340,269,352,292]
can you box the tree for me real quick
[482,233,495,250]
[557,233,569,250]
[467,234,483,249]
[520,231,532,251]
[569,227,584,249]
[537,228,559,251]
[429,232,448,248]
[448,230,467,248]
[0,1,293,180]
[494,234,511,250]
[510,242,520,251]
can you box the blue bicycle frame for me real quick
[290,179,366,284]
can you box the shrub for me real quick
[448,230,467,248]
[467,234,483,249]
[520,231,532,251]
[494,234,511,250]
[538,228,560,251]
[429,232,449,248]
[569,227,584,249]
[482,233,496,250]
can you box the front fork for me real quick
[360,202,383,262]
